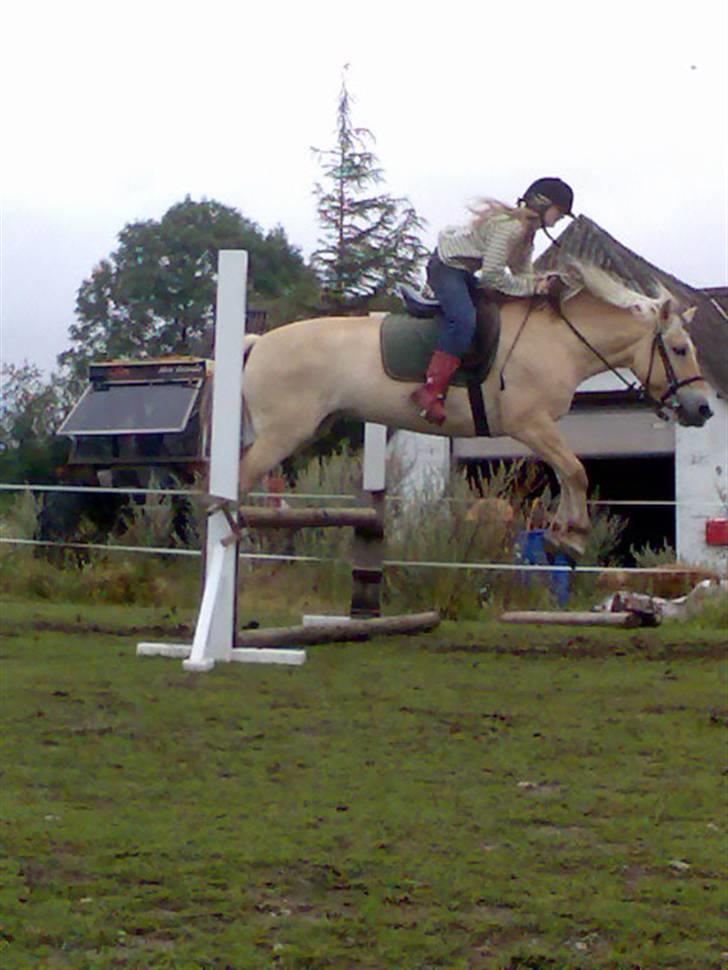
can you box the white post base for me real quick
[137,642,193,659]
[229,648,307,666]
[137,643,306,667]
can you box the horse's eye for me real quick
[673,346,688,357]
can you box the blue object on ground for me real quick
[515,529,571,607]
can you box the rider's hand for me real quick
[536,274,562,297]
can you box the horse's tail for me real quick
[240,335,260,446]
[199,335,259,446]
[243,334,259,365]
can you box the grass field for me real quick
[1,596,726,969]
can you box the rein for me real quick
[552,301,703,418]
[498,299,535,390]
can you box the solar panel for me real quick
[58,381,202,436]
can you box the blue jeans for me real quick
[427,251,476,357]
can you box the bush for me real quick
[0,487,200,606]
[286,448,365,607]
[630,539,676,567]
[385,467,517,618]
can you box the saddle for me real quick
[380,285,502,388]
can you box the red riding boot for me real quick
[409,350,461,426]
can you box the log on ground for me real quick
[234,611,440,648]
[500,610,650,628]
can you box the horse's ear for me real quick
[682,305,697,325]
[657,298,674,328]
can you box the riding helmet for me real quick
[522,177,574,215]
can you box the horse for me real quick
[237,260,713,560]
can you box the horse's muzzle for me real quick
[675,388,713,427]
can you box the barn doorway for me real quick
[582,455,675,562]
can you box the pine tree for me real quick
[312,74,428,312]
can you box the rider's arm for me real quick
[474,218,538,296]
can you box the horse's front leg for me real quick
[510,416,590,560]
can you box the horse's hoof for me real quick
[544,532,582,565]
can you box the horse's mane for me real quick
[565,258,673,321]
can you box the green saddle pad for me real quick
[380,312,499,386]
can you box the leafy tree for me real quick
[0,363,70,483]
[59,198,319,383]
[312,74,428,312]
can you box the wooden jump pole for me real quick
[225,506,384,540]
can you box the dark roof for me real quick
[535,216,728,397]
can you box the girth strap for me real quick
[467,379,490,437]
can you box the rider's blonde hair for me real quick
[467,197,539,230]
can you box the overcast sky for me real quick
[2,0,726,378]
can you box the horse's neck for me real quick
[504,292,647,378]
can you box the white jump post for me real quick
[137,250,306,671]
[350,422,387,617]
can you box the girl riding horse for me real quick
[410,177,575,425]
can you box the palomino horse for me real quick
[238,261,712,560]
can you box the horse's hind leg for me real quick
[238,436,296,498]
[511,416,590,560]
[238,413,325,497]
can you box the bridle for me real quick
[643,327,705,419]
[551,299,704,420]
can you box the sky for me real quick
[2,0,727,378]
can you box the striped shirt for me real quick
[437,210,538,296]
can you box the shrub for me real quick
[385,467,516,618]
[629,539,676,567]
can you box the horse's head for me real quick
[631,296,713,427]
[569,261,713,428]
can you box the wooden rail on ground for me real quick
[500,610,656,628]
[234,611,441,648]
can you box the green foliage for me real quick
[0,363,71,483]
[0,488,42,540]
[59,197,319,382]
[312,73,428,311]
[630,538,677,567]
[386,467,518,619]
[280,447,365,605]
[687,588,728,628]
[0,487,200,606]
[109,490,199,551]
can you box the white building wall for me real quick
[388,430,450,503]
[675,391,728,571]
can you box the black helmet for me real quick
[522,177,574,215]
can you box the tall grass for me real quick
[0,490,200,606]
[280,453,628,618]
[0,453,722,625]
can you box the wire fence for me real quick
[0,533,714,575]
[1,478,725,576]
[1,481,725,509]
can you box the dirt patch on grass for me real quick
[430,634,727,661]
[0,618,194,640]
